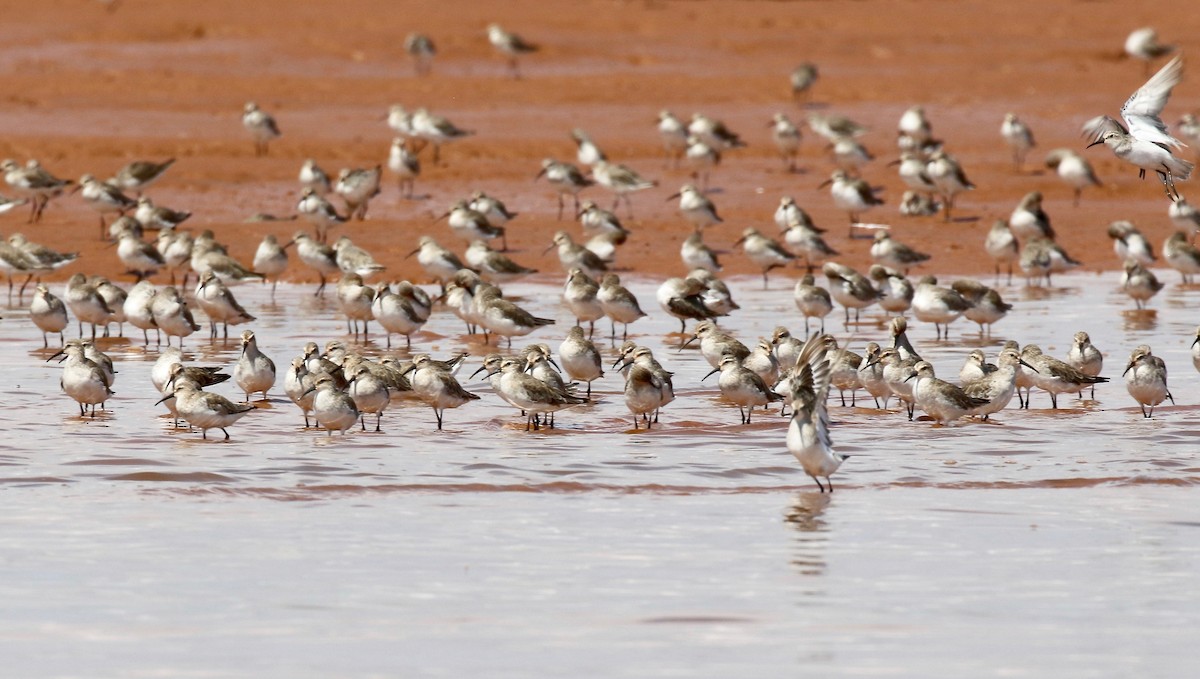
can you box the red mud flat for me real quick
[0,0,1198,286]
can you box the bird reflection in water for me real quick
[784,491,831,577]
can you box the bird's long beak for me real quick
[886,158,901,167]
[1086,139,1104,148]
[1019,359,1038,373]
[301,386,315,398]
[541,243,556,255]
[1122,361,1135,377]
[904,373,915,382]
[1192,336,1200,349]
[534,167,548,181]
[731,235,747,248]
[282,239,295,251]
[612,358,628,370]
[433,211,451,223]
[404,246,422,259]
[701,366,719,381]
[678,335,698,351]
[154,393,172,406]
[46,349,65,363]
[666,192,681,201]
[817,178,833,188]
[469,365,487,379]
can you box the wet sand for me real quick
[2,0,1199,285]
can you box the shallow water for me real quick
[3,269,1200,676]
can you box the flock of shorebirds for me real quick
[11,22,1200,491]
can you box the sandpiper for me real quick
[682,320,749,370]
[242,102,280,156]
[925,150,974,221]
[156,229,193,286]
[469,191,517,251]
[3,159,71,223]
[64,273,112,339]
[858,342,891,409]
[412,108,474,164]
[291,231,340,296]
[623,364,666,429]
[822,262,878,326]
[346,363,389,432]
[868,265,914,317]
[984,220,1018,285]
[334,166,381,221]
[571,128,606,167]
[233,330,275,401]
[898,106,933,143]
[489,358,582,431]
[562,268,604,337]
[296,187,346,243]
[774,196,819,232]
[306,374,359,436]
[336,273,376,339]
[9,233,76,295]
[1124,27,1175,69]
[782,222,836,273]
[122,280,157,345]
[912,276,970,339]
[164,380,254,440]
[690,269,739,317]
[831,136,874,172]
[195,271,255,339]
[1020,236,1080,287]
[961,348,1026,420]
[111,158,174,197]
[744,338,781,387]
[487,23,537,79]
[906,361,988,425]
[253,234,288,297]
[597,273,646,341]
[536,159,593,220]
[770,326,804,373]
[790,63,819,105]
[808,112,866,143]
[150,285,200,348]
[1163,231,1200,283]
[332,236,385,278]
[1107,221,1155,266]
[1124,345,1173,417]
[466,240,536,284]
[1001,113,1035,171]
[1083,55,1193,200]
[474,285,555,347]
[684,135,720,190]
[29,283,68,347]
[1067,331,1104,399]
[115,225,165,282]
[657,276,716,332]
[1009,192,1054,240]
[404,32,436,76]
[770,113,802,172]
[821,170,882,235]
[703,354,783,424]
[951,279,1011,335]
[793,274,833,334]
[590,160,655,218]
[133,195,192,232]
[870,230,929,274]
[892,151,938,195]
[408,235,465,288]
[1168,197,1200,235]
[76,174,135,239]
[734,227,794,288]
[671,184,722,232]
[50,342,112,417]
[688,113,746,151]
[1121,259,1163,308]
[657,110,688,168]
[386,139,420,199]
[1044,149,1102,206]
[299,158,331,194]
[91,277,126,338]
[442,200,503,244]
[899,191,940,217]
[680,232,721,273]
[371,283,425,349]
[547,231,607,277]
[559,325,604,399]
[1020,344,1108,409]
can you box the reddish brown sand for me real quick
[3,0,1199,286]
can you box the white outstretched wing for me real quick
[1121,54,1186,148]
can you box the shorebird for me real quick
[474,284,555,347]
[336,273,376,339]
[907,361,988,425]
[657,110,688,168]
[195,271,255,339]
[234,330,275,401]
[682,320,749,370]
[332,236,385,278]
[562,268,604,337]
[733,227,794,288]
[1067,331,1104,399]
[387,139,420,199]
[1020,236,1080,287]
[253,234,288,297]
[1001,113,1035,171]
[114,225,165,282]
[3,159,71,223]
[591,161,655,218]
[111,158,174,197]
[63,273,111,339]
[1083,55,1193,200]
[371,283,426,349]
[925,150,974,221]
[782,221,837,273]
[770,113,802,171]
[299,159,331,194]
[870,230,929,274]
[790,63,819,105]
[1107,220,1156,266]
[1163,231,1200,283]
[1121,259,1163,309]
[404,32,436,76]
[1020,345,1108,409]
[961,348,1028,421]
[774,196,819,232]
[657,276,716,333]
[76,174,135,239]
[408,235,465,288]
[670,184,722,232]
[793,274,833,334]
[165,380,255,440]
[831,135,874,171]
[49,342,112,417]
[296,187,346,243]
[547,231,607,278]
[680,232,722,273]
[334,166,382,221]
[822,262,878,326]
[1124,27,1175,71]
[9,233,77,295]
[912,276,970,340]
[306,374,359,436]
[291,231,340,296]
[808,113,866,143]
[703,354,783,424]
[820,170,882,236]
[684,135,721,190]
[242,102,280,157]
[1123,345,1173,418]
[29,283,68,347]
[468,191,517,251]
[688,113,746,151]
[899,191,940,217]
[537,159,593,220]
[1045,149,1102,206]
[898,106,933,145]
[150,285,199,347]
[571,128,607,167]
[1168,197,1200,235]
[465,240,536,283]
[442,200,504,245]
[345,363,389,432]
[412,108,474,164]
[868,265,914,317]
[951,279,1011,335]
[559,325,604,399]
[597,273,646,340]
[487,24,537,79]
